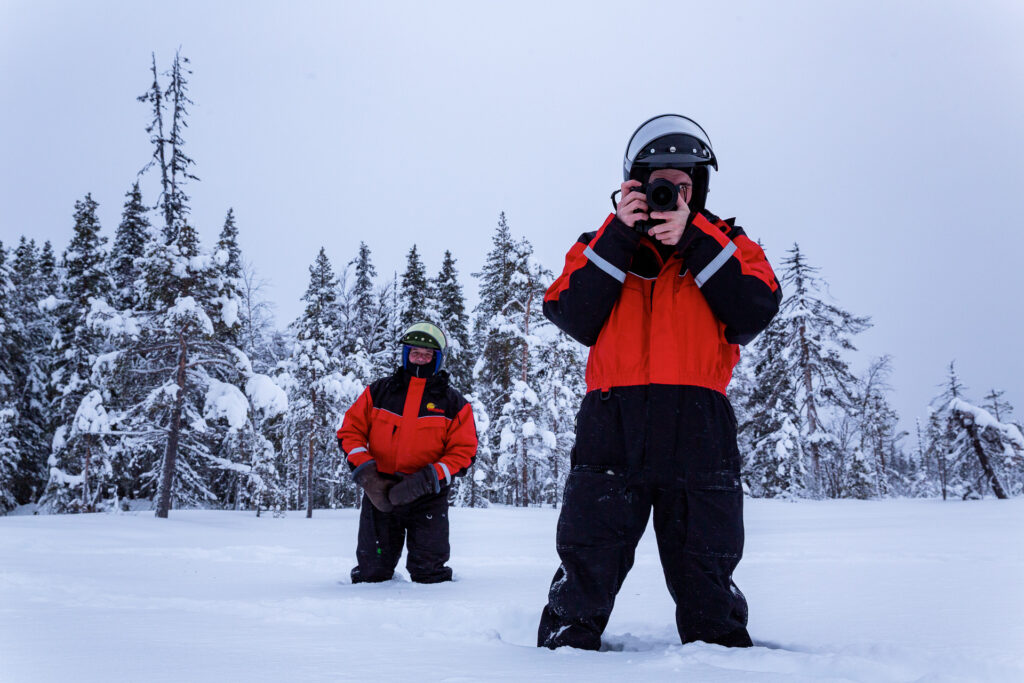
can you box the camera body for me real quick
[633,177,679,233]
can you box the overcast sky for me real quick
[2,0,1022,432]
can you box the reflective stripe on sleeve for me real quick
[349,446,368,455]
[439,462,452,485]
[695,241,738,287]
[583,246,626,283]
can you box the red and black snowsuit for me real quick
[537,209,781,649]
[338,367,477,583]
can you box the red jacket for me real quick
[338,368,477,485]
[544,210,781,395]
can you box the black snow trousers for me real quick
[350,490,452,584]
[538,385,751,650]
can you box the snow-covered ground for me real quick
[2,499,1022,682]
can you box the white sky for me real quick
[2,0,1023,433]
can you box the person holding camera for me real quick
[337,321,477,584]
[537,114,782,650]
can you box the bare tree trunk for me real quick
[156,332,187,518]
[520,292,532,507]
[82,436,92,512]
[798,319,821,495]
[306,374,317,518]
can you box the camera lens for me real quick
[652,186,673,207]
[646,178,679,212]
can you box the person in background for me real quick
[338,321,477,584]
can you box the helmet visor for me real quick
[625,114,714,167]
[400,321,447,352]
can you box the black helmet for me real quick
[623,114,717,211]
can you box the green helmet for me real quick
[400,321,448,373]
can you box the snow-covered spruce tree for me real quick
[108,182,151,311]
[450,391,491,508]
[930,363,1021,499]
[203,208,250,503]
[399,244,430,329]
[236,260,280,375]
[6,238,58,506]
[908,418,938,498]
[429,249,484,506]
[41,195,116,513]
[340,242,391,385]
[981,389,1024,496]
[376,274,404,378]
[0,242,23,512]
[287,248,359,516]
[738,315,807,497]
[94,218,281,517]
[532,327,586,506]
[470,213,519,505]
[233,260,289,514]
[88,50,277,518]
[211,208,244,345]
[921,406,955,499]
[475,218,552,506]
[850,356,906,497]
[431,249,473,393]
[740,243,870,498]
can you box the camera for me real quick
[633,178,679,233]
[643,178,680,212]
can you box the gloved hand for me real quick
[387,466,441,506]
[352,461,395,512]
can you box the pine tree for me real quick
[982,389,1013,424]
[233,260,288,514]
[96,217,274,517]
[532,330,586,506]
[339,242,393,384]
[88,51,270,518]
[474,215,551,506]
[741,243,869,498]
[211,208,244,344]
[42,195,115,512]
[348,242,378,350]
[931,363,1020,499]
[431,250,472,393]
[287,248,358,516]
[108,182,151,310]
[8,238,56,505]
[0,242,23,511]
[163,50,198,242]
[399,244,429,329]
[852,356,906,497]
[137,53,172,237]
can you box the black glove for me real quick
[387,466,440,506]
[352,461,394,513]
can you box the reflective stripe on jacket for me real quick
[544,210,781,394]
[338,368,477,485]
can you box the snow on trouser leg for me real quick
[403,490,453,584]
[351,492,405,583]
[538,467,651,650]
[652,474,751,646]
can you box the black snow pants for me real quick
[538,385,751,650]
[350,490,452,584]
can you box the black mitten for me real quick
[352,461,395,512]
[387,466,440,506]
